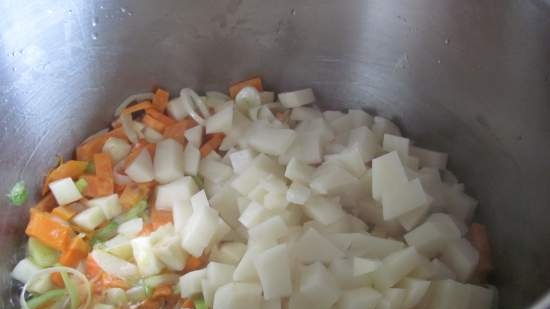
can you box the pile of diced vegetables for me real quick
[11,77,496,309]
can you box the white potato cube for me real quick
[117,218,143,238]
[232,154,282,195]
[372,151,408,201]
[337,287,381,309]
[348,109,374,128]
[286,181,311,205]
[206,104,233,134]
[179,269,207,298]
[210,242,247,265]
[299,262,341,309]
[239,201,270,228]
[229,149,255,173]
[182,125,203,148]
[155,176,199,210]
[279,131,322,165]
[381,178,431,220]
[410,146,448,170]
[262,299,281,309]
[417,279,470,309]
[383,134,410,159]
[310,164,358,195]
[233,239,276,282]
[49,177,82,205]
[131,237,163,277]
[183,143,201,176]
[90,250,139,281]
[293,228,344,263]
[210,187,240,228]
[371,247,423,289]
[278,88,315,108]
[213,282,263,309]
[11,258,41,284]
[467,284,494,309]
[348,234,404,259]
[254,244,293,299]
[153,236,187,271]
[206,262,235,288]
[372,116,401,141]
[173,200,193,233]
[347,126,381,162]
[103,137,132,163]
[324,146,366,178]
[303,195,346,225]
[153,138,185,184]
[290,107,322,121]
[199,159,233,184]
[441,238,479,282]
[248,126,296,156]
[248,216,288,243]
[397,278,431,309]
[264,191,289,210]
[87,194,122,220]
[103,235,133,260]
[72,206,106,230]
[377,288,407,309]
[125,149,155,183]
[404,219,461,258]
[353,257,381,276]
[285,158,315,184]
[181,205,220,257]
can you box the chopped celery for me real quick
[60,272,80,309]
[75,178,88,192]
[28,237,59,267]
[91,221,119,246]
[115,200,148,224]
[7,180,28,206]
[194,297,208,309]
[86,161,95,174]
[25,289,66,309]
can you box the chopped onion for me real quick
[114,92,154,117]
[113,160,131,185]
[20,266,91,309]
[120,113,139,144]
[180,89,206,125]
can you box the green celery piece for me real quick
[75,178,88,192]
[27,237,59,267]
[60,272,80,309]
[115,200,148,224]
[91,221,119,246]
[86,161,95,174]
[25,289,66,309]
[7,181,28,206]
[194,297,208,309]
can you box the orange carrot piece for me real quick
[138,223,155,236]
[114,183,126,194]
[59,236,89,267]
[51,272,65,288]
[163,118,197,145]
[200,133,225,158]
[80,175,114,198]
[142,114,167,133]
[100,272,129,290]
[25,212,73,251]
[183,255,207,273]
[121,101,153,115]
[34,193,57,212]
[151,209,173,229]
[76,127,127,161]
[152,285,173,299]
[152,88,170,113]
[468,223,493,273]
[229,77,263,98]
[119,183,152,209]
[147,108,177,126]
[42,160,88,195]
[181,298,194,308]
[94,153,113,179]
[51,203,86,221]
[85,254,102,279]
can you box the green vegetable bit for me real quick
[28,237,59,267]
[60,271,80,309]
[86,161,95,174]
[115,200,148,224]
[194,297,208,309]
[91,221,119,246]
[25,289,66,309]
[75,178,88,192]
[7,181,28,206]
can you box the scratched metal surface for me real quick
[0,0,549,308]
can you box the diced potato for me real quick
[206,104,233,134]
[372,116,401,141]
[376,288,407,309]
[131,237,164,277]
[337,287,381,309]
[303,195,346,225]
[254,244,293,299]
[210,242,247,265]
[290,107,322,121]
[278,88,315,108]
[11,258,41,284]
[91,250,139,280]
[299,262,341,309]
[153,138,185,184]
[173,200,193,233]
[328,257,370,289]
[382,134,410,160]
[183,143,201,176]
[264,191,289,210]
[417,279,470,309]
[324,146,366,177]
[124,149,155,183]
[199,159,233,184]
[329,114,355,135]
[398,205,429,231]
[103,137,132,163]
[431,259,457,280]
[248,126,296,156]
[213,282,263,309]
[285,158,316,184]
[441,238,479,282]
[104,235,133,260]
[347,126,381,162]
[153,236,187,271]
[348,109,374,128]
[353,257,381,277]
[293,228,344,263]
[371,247,423,290]
[207,218,232,250]
[286,181,311,205]
[179,269,207,298]
[410,146,448,170]
[49,177,83,205]
[248,216,288,243]
[397,278,431,309]
[230,149,256,173]
[262,299,281,309]
[88,194,122,220]
[239,201,270,228]
[117,218,143,238]
[155,176,198,210]
[381,178,431,220]
[371,151,408,201]
[467,284,494,309]
[233,239,276,282]
[232,154,283,195]
[279,131,322,165]
[296,117,334,145]
[348,233,405,259]
[210,187,240,228]
[404,218,460,258]
[181,205,220,257]
[72,206,106,230]
[310,164,358,195]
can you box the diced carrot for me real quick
[59,236,90,267]
[80,175,114,198]
[151,208,173,229]
[51,203,86,221]
[76,127,127,161]
[100,272,129,290]
[119,183,152,209]
[468,223,493,274]
[181,298,194,308]
[25,212,73,251]
[200,133,225,158]
[152,285,173,299]
[85,254,102,279]
[42,160,88,195]
[183,255,207,273]
[94,153,113,179]
[147,108,177,126]
[229,77,263,98]
[51,272,65,288]
[111,118,122,128]
[121,101,153,115]
[163,118,197,145]
[152,88,170,113]
[34,193,57,212]
[114,183,126,194]
[142,114,167,133]
[138,223,154,236]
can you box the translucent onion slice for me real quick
[113,160,131,185]
[114,93,154,117]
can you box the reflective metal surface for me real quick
[1,0,549,308]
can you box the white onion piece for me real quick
[20,266,92,309]
[180,89,206,125]
[114,92,154,117]
[120,113,139,144]
[113,160,131,185]
[82,128,109,144]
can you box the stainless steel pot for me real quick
[1,0,549,308]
